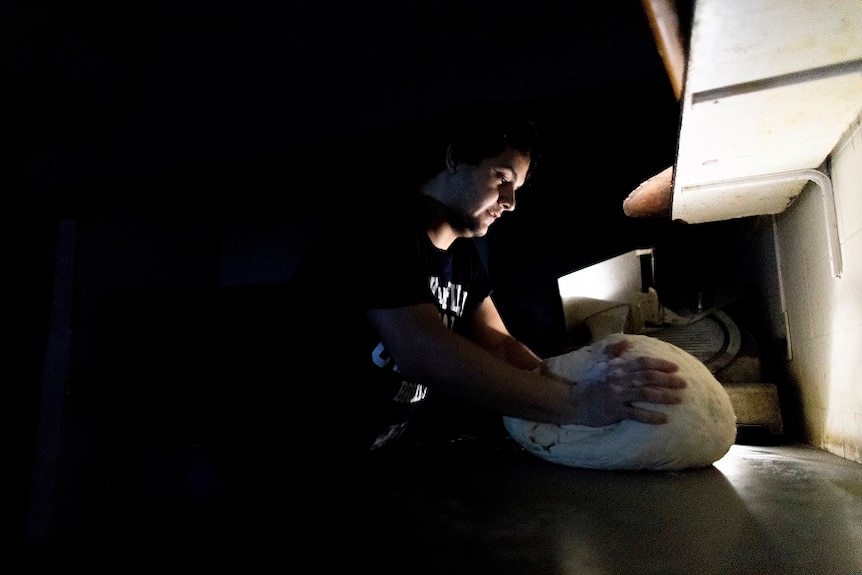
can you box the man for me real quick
[289,100,686,458]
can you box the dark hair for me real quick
[433,99,541,183]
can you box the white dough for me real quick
[503,333,737,471]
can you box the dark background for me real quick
[2,0,772,570]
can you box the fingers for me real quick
[569,354,687,426]
[624,405,670,425]
[609,363,687,389]
[614,355,687,387]
[610,387,681,426]
[630,355,680,374]
[615,383,684,405]
[603,339,631,358]
[636,385,684,405]
[636,370,687,389]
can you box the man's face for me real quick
[449,146,531,238]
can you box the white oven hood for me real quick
[670,0,862,225]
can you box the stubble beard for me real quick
[438,200,484,237]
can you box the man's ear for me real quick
[445,145,457,172]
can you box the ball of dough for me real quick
[503,333,737,471]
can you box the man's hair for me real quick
[442,99,540,182]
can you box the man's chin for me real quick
[463,221,490,237]
[453,218,488,238]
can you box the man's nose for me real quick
[499,189,516,211]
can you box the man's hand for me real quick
[564,338,688,426]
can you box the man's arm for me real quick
[366,302,686,426]
[466,297,543,371]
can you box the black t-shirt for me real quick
[290,194,492,455]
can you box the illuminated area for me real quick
[671,0,862,224]
[382,443,862,573]
[557,248,660,346]
[770,119,862,461]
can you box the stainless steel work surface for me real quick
[11,440,862,573]
[363,440,862,574]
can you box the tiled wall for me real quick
[755,115,862,463]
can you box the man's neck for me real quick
[412,193,458,250]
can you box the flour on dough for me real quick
[503,333,737,471]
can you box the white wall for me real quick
[754,114,862,463]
